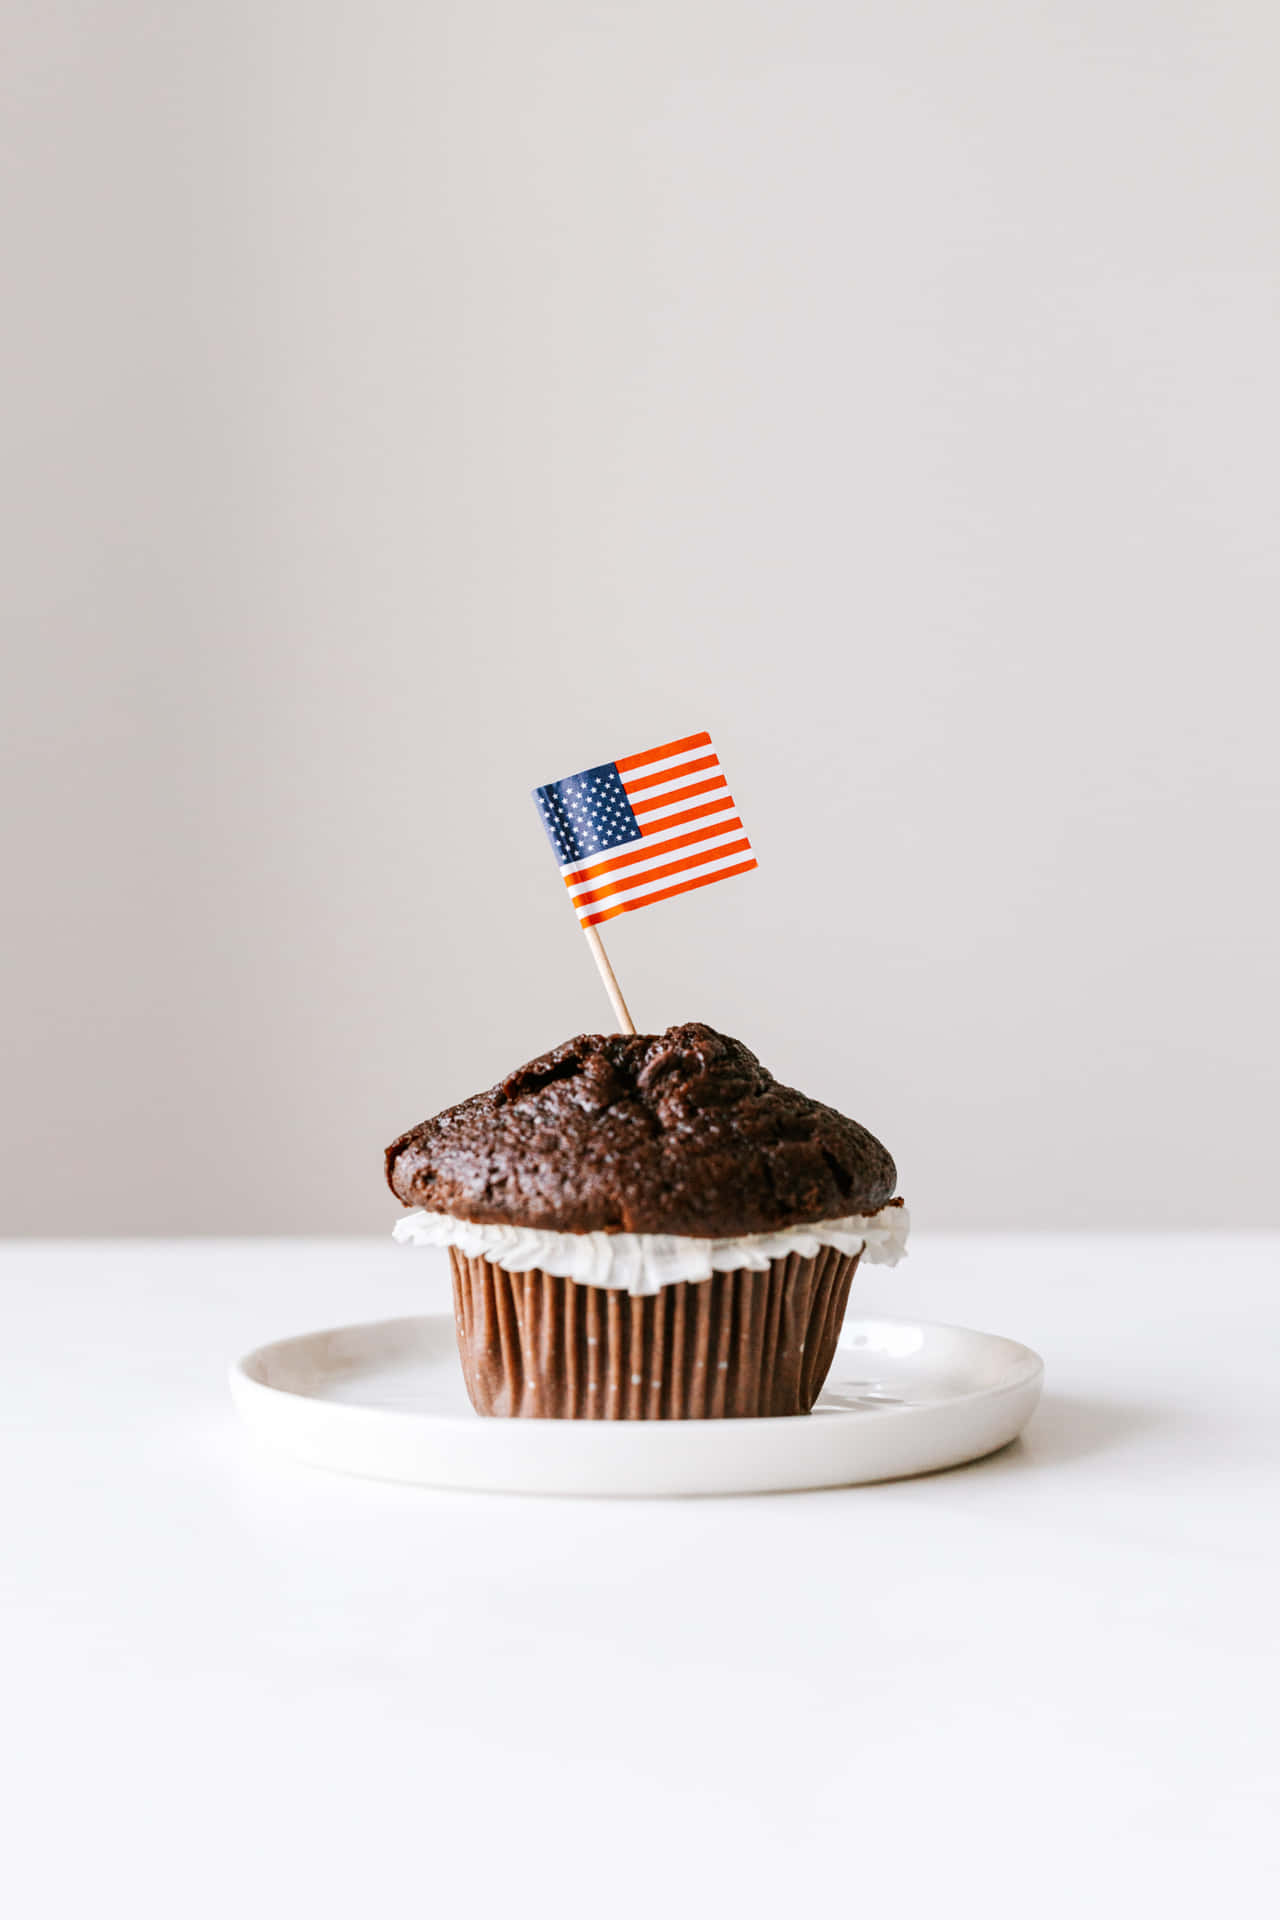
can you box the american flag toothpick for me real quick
[533,730,757,1032]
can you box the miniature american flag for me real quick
[533,731,757,927]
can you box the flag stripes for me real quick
[533,731,756,928]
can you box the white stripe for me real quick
[636,813,742,859]
[566,826,750,897]
[621,741,721,787]
[573,847,755,918]
[627,785,732,828]
[620,764,723,806]
[618,742,715,789]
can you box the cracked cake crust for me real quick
[385,1022,897,1237]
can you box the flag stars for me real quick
[534,763,645,865]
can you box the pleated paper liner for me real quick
[447,1245,862,1419]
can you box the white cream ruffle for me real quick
[392,1202,909,1297]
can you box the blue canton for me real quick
[533,763,641,867]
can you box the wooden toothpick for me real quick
[582,923,636,1033]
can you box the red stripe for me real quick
[571,839,752,912]
[563,818,744,889]
[614,731,711,775]
[582,859,758,926]
[630,774,727,817]
[622,752,719,795]
[638,795,736,837]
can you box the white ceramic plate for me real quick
[230,1314,1043,1497]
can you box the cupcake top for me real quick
[385,1022,897,1237]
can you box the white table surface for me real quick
[3,1234,1278,1918]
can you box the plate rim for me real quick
[230,1311,1045,1432]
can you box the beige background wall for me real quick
[4,1,1278,1235]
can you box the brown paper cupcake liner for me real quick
[447,1244,862,1419]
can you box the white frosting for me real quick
[392,1203,909,1297]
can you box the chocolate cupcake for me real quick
[386,1023,907,1420]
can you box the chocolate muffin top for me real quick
[385,1022,897,1237]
